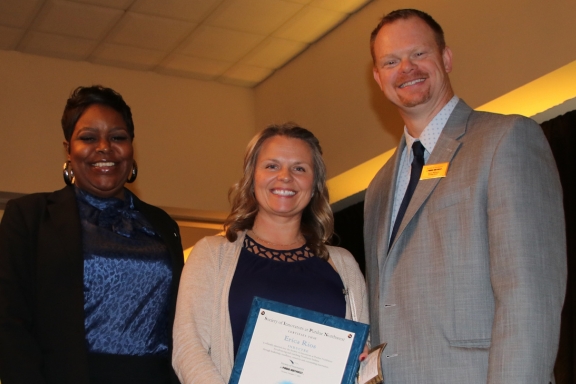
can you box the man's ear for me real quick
[373,67,383,90]
[442,46,453,73]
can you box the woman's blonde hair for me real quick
[224,123,334,259]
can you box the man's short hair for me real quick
[370,9,446,63]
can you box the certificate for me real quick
[229,297,369,384]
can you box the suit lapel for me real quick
[388,100,472,254]
[38,186,90,382]
[376,139,405,265]
[41,186,85,309]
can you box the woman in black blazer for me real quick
[0,86,184,384]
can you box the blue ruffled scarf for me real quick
[75,187,156,238]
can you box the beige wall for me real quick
[2,0,576,216]
[0,50,255,213]
[255,0,576,177]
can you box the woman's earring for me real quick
[63,161,75,185]
[127,161,138,183]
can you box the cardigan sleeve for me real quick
[172,237,227,384]
[329,246,369,326]
[0,199,48,384]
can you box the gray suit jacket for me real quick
[364,100,566,383]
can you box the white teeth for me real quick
[93,162,114,167]
[399,78,425,88]
[272,189,296,196]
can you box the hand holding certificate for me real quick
[229,297,369,384]
[358,343,387,384]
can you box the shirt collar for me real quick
[404,95,459,155]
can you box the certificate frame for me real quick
[229,297,369,384]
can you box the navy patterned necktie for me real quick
[389,140,425,250]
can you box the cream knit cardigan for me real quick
[172,231,369,384]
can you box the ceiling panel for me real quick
[178,26,264,62]
[311,0,370,13]
[0,0,44,28]
[274,6,347,43]
[206,0,303,35]
[283,0,313,4]
[0,26,25,50]
[0,0,374,87]
[131,0,224,23]
[91,43,166,70]
[159,54,232,80]
[241,37,307,68]
[32,0,123,40]
[70,0,134,9]
[105,12,196,51]
[19,31,96,60]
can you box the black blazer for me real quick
[0,186,184,384]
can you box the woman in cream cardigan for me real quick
[172,124,368,383]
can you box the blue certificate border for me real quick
[229,296,369,384]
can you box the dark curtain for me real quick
[333,200,365,275]
[541,110,576,384]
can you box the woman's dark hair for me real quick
[224,123,334,259]
[61,85,134,142]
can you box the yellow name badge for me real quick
[420,162,449,180]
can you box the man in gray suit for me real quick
[364,9,566,383]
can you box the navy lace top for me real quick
[229,235,346,357]
[76,188,173,357]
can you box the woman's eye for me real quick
[265,164,278,169]
[112,135,128,141]
[294,166,306,172]
[79,136,95,142]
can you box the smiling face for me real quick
[372,16,453,118]
[253,136,315,223]
[64,104,134,199]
